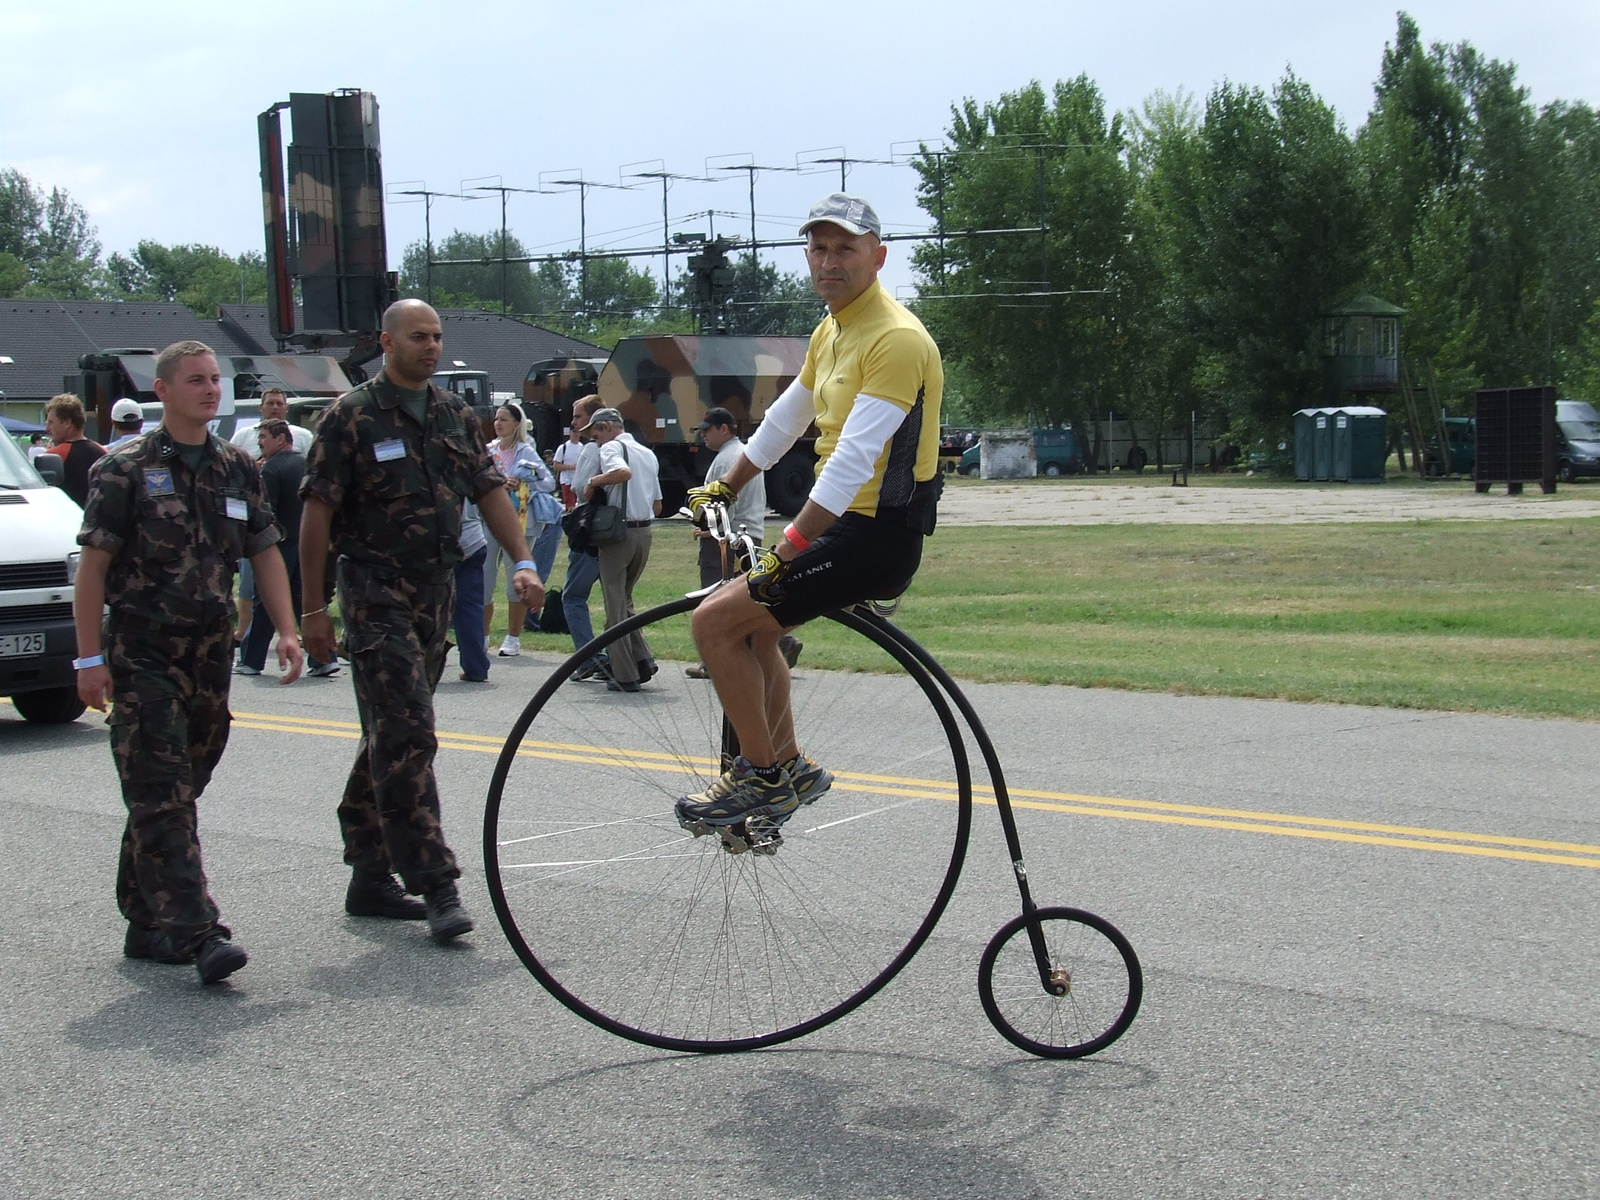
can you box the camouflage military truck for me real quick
[522,356,609,454]
[76,349,356,443]
[583,336,816,516]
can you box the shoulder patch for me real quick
[144,469,175,497]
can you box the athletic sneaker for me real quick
[675,757,798,830]
[497,635,521,657]
[784,754,835,805]
[233,663,261,676]
[307,660,341,678]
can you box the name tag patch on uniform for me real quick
[144,469,175,497]
[374,438,406,462]
[225,496,248,521]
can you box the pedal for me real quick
[677,811,784,855]
[678,813,717,838]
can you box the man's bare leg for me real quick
[693,581,786,767]
[752,627,797,765]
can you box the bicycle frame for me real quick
[694,502,1059,995]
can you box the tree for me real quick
[1167,73,1370,430]
[399,230,560,314]
[0,168,104,298]
[105,241,267,315]
[910,77,1149,440]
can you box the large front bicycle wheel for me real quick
[978,907,1143,1059]
[484,595,973,1052]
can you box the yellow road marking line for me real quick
[230,711,1600,869]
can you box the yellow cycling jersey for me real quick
[798,280,943,517]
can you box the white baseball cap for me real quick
[111,399,143,423]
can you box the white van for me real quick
[0,434,87,724]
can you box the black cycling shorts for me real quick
[761,512,924,630]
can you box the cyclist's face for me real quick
[806,224,886,313]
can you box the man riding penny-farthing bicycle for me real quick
[678,192,943,848]
[484,193,1142,1060]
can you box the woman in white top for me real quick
[484,402,560,657]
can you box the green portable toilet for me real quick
[1294,406,1387,481]
[1293,409,1321,480]
[1329,406,1387,482]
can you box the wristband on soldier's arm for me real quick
[302,607,328,619]
[73,655,104,670]
[513,560,535,572]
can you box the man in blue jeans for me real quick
[561,395,606,677]
[453,499,491,682]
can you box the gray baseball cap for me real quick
[799,193,882,239]
[588,407,624,427]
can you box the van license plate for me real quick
[0,632,46,658]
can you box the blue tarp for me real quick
[0,414,46,435]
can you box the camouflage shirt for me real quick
[78,427,282,629]
[300,376,503,574]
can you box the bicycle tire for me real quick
[978,906,1143,1059]
[484,594,973,1053]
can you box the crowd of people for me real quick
[66,189,946,991]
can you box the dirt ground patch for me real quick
[937,478,1600,525]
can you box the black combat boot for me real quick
[346,870,427,920]
[123,923,193,964]
[195,933,248,985]
[423,880,474,943]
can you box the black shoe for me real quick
[571,654,608,682]
[606,678,642,693]
[346,870,427,920]
[779,636,803,669]
[195,933,248,984]
[423,881,474,942]
[123,923,193,964]
[637,660,658,682]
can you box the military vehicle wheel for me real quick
[10,686,87,724]
[767,446,817,517]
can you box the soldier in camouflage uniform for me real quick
[73,340,306,986]
[299,299,543,943]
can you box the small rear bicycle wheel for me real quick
[484,595,972,1053]
[978,906,1142,1058]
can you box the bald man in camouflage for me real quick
[299,299,544,943]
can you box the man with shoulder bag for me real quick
[583,408,661,693]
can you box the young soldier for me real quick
[73,340,305,985]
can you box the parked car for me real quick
[0,433,86,724]
[1423,417,1476,476]
[1555,400,1600,483]
[958,428,1085,477]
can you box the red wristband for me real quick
[783,523,810,553]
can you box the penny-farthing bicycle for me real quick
[484,503,1142,1058]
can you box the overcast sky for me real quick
[2,0,1596,300]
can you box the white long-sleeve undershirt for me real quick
[744,377,910,515]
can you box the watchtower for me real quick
[1322,294,1404,402]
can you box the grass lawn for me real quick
[490,517,1600,720]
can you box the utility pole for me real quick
[540,172,633,315]
[622,161,707,311]
[465,179,539,315]
[393,185,465,306]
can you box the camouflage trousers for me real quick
[107,618,233,956]
[335,560,459,894]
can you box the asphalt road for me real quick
[3,649,1597,1199]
